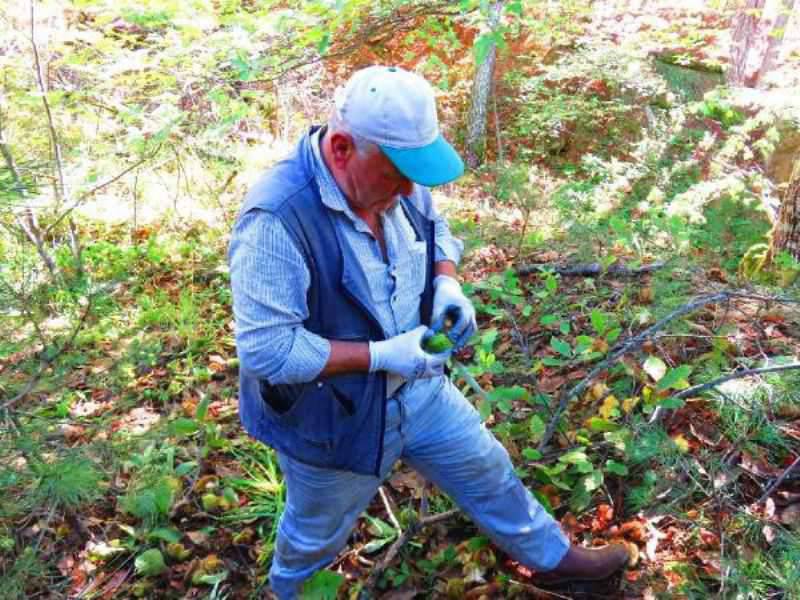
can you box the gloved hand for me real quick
[431,275,477,350]
[369,325,450,380]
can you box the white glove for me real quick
[431,275,477,350]
[369,325,449,380]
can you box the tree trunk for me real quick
[752,0,797,87]
[770,159,800,261]
[728,0,767,87]
[465,1,503,169]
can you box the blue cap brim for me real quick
[380,135,464,187]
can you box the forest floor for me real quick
[2,2,800,599]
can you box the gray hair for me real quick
[328,109,378,157]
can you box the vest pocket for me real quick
[259,377,363,447]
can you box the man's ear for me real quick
[328,132,355,169]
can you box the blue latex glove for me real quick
[431,275,477,350]
[369,325,450,381]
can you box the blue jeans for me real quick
[269,376,569,599]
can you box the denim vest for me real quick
[235,128,435,476]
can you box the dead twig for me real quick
[539,289,800,450]
[30,0,65,207]
[452,359,492,406]
[44,147,161,237]
[360,508,459,598]
[506,581,574,600]
[517,261,666,277]
[650,363,800,424]
[758,455,800,504]
[378,486,401,533]
[538,291,732,451]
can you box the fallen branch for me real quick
[360,508,459,598]
[759,455,800,504]
[650,363,800,424]
[378,486,401,533]
[517,261,666,277]
[538,291,732,451]
[452,359,491,405]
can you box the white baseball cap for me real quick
[334,65,464,187]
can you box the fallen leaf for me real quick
[388,469,425,498]
[539,375,566,393]
[185,530,209,546]
[672,434,690,453]
[99,568,131,600]
[381,590,419,600]
[622,396,639,413]
[777,491,800,505]
[699,528,719,549]
[621,520,647,543]
[599,395,619,419]
[625,569,641,582]
[763,524,778,544]
[695,550,721,576]
[740,451,779,478]
[590,382,609,401]
[779,503,800,527]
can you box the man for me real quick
[229,65,628,599]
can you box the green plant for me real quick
[728,532,800,598]
[31,454,104,509]
[693,93,745,129]
[221,442,284,565]
[492,162,554,255]
[0,547,47,600]
[120,442,184,526]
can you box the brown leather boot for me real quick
[535,543,630,585]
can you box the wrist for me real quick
[434,259,458,280]
[368,340,384,373]
[433,274,460,290]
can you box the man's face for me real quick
[328,132,414,214]
[349,146,415,212]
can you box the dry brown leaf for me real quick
[185,530,209,546]
[538,375,566,393]
[779,503,800,527]
[620,520,647,543]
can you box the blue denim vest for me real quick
[235,128,435,476]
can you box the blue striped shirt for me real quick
[229,129,463,385]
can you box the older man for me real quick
[229,66,628,598]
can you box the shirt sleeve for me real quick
[228,209,331,385]
[408,186,464,265]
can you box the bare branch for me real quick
[44,145,161,237]
[678,363,800,400]
[538,288,800,450]
[759,455,800,504]
[518,261,666,277]
[378,486,402,533]
[29,0,65,206]
[650,363,800,424]
[538,291,732,450]
[452,359,492,406]
[15,208,57,276]
[360,508,459,597]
